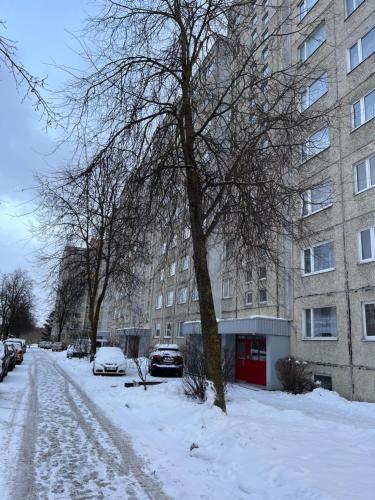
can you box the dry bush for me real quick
[275,357,314,395]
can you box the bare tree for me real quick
[0,269,35,339]
[36,153,147,358]
[63,1,337,411]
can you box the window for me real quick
[181,255,189,271]
[160,269,165,281]
[298,23,326,62]
[363,302,375,338]
[177,321,185,338]
[245,291,253,305]
[349,26,375,71]
[251,30,258,43]
[262,0,269,6]
[302,181,332,216]
[166,290,174,307]
[224,241,234,259]
[303,241,335,275]
[304,307,337,338]
[251,14,258,26]
[298,0,318,21]
[300,72,328,111]
[222,278,234,298]
[259,267,267,280]
[358,226,375,262]
[263,64,270,77]
[160,243,167,255]
[346,0,364,17]
[302,127,330,161]
[352,89,375,128]
[259,289,267,303]
[178,287,188,304]
[262,28,269,41]
[245,269,252,283]
[314,374,332,390]
[262,13,269,26]
[154,323,161,337]
[354,156,375,194]
[192,286,199,301]
[168,262,176,277]
[262,46,270,60]
[164,322,172,338]
[156,294,163,310]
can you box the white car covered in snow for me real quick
[92,347,127,376]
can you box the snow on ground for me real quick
[0,353,32,498]
[54,351,375,500]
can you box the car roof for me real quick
[154,343,180,350]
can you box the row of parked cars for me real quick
[0,338,26,382]
[38,341,66,351]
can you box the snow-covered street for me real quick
[2,348,375,500]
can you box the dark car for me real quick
[6,344,17,371]
[149,344,184,377]
[51,342,66,352]
[5,341,23,364]
[67,339,90,359]
[0,341,12,382]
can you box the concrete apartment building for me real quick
[93,0,375,401]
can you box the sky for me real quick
[0,1,95,323]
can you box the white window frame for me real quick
[176,321,185,338]
[178,287,188,304]
[259,288,267,304]
[164,322,172,338]
[362,301,375,339]
[298,22,326,62]
[262,28,269,41]
[345,0,364,17]
[154,323,161,338]
[353,155,375,194]
[351,88,375,129]
[303,306,338,339]
[302,182,332,217]
[156,294,163,310]
[166,290,174,307]
[160,269,165,281]
[181,255,189,271]
[222,278,233,299]
[301,127,330,161]
[302,240,335,276]
[245,269,252,283]
[259,266,267,280]
[298,0,318,22]
[358,226,375,263]
[192,286,199,301]
[251,14,258,26]
[168,262,176,277]
[245,291,253,306]
[348,26,375,72]
[262,12,269,26]
[300,72,328,111]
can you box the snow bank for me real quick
[54,352,375,500]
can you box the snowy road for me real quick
[11,350,168,500]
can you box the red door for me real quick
[235,336,266,386]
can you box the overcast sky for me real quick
[0,1,94,323]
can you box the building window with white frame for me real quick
[160,269,165,281]
[251,29,258,43]
[259,288,267,303]
[354,155,375,194]
[302,181,332,216]
[177,321,185,338]
[300,72,328,111]
[168,262,176,277]
[222,278,234,299]
[156,294,163,310]
[251,14,258,26]
[346,0,364,17]
[166,290,174,307]
[154,323,161,337]
[352,89,375,129]
[363,302,375,338]
[298,23,326,62]
[181,255,189,271]
[298,0,318,21]
[358,226,375,263]
[192,286,199,301]
[262,12,269,26]
[259,266,267,280]
[304,307,337,338]
[262,28,269,41]
[348,26,375,71]
[303,241,335,275]
[301,127,330,161]
[245,269,252,283]
[178,287,188,304]
[245,291,253,306]
[164,322,172,338]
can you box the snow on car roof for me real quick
[153,344,180,350]
[96,346,126,361]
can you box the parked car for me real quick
[149,344,184,377]
[93,347,127,375]
[5,341,23,364]
[0,342,12,382]
[51,342,66,352]
[6,344,17,371]
[7,338,26,353]
[67,339,90,358]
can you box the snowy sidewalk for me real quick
[54,351,375,500]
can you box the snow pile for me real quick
[55,353,375,500]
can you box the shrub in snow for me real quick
[275,356,314,395]
[183,343,207,401]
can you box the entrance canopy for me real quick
[183,316,290,337]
